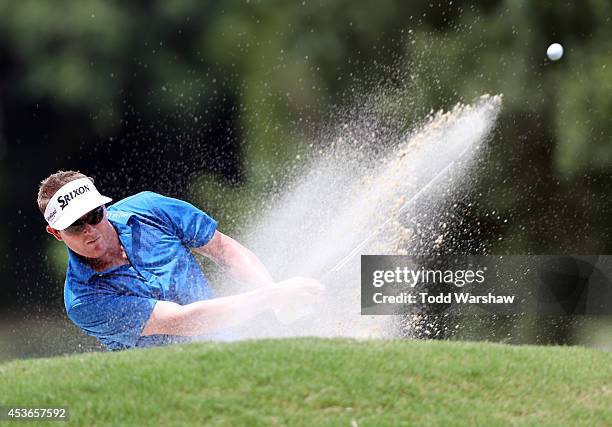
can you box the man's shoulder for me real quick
[109,191,205,222]
[110,191,161,210]
[107,191,166,221]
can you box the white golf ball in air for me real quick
[547,43,564,61]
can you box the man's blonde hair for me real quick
[37,170,93,215]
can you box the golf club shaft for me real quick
[320,144,472,281]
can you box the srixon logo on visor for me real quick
[57,184,91,210]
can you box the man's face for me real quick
[46,206,116,259]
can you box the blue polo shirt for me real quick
[63,191,218,351]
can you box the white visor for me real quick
[44,177,112,230]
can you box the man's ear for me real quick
[46,225,64,242]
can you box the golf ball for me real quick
[547,43,564,61]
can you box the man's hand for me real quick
[268,277,326,306]
[269,277,326,324]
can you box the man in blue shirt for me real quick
[38,170,323,351]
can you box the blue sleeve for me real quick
[67,292,157,349]
[146,192,218,248]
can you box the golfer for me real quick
[38,170,323,351]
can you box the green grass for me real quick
[0,339,610,426]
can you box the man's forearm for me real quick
[195,232,274,287]
[171,286,276,336]
[142,277,323,337]
[223,243,274,286]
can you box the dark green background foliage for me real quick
[0,1,610,355]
